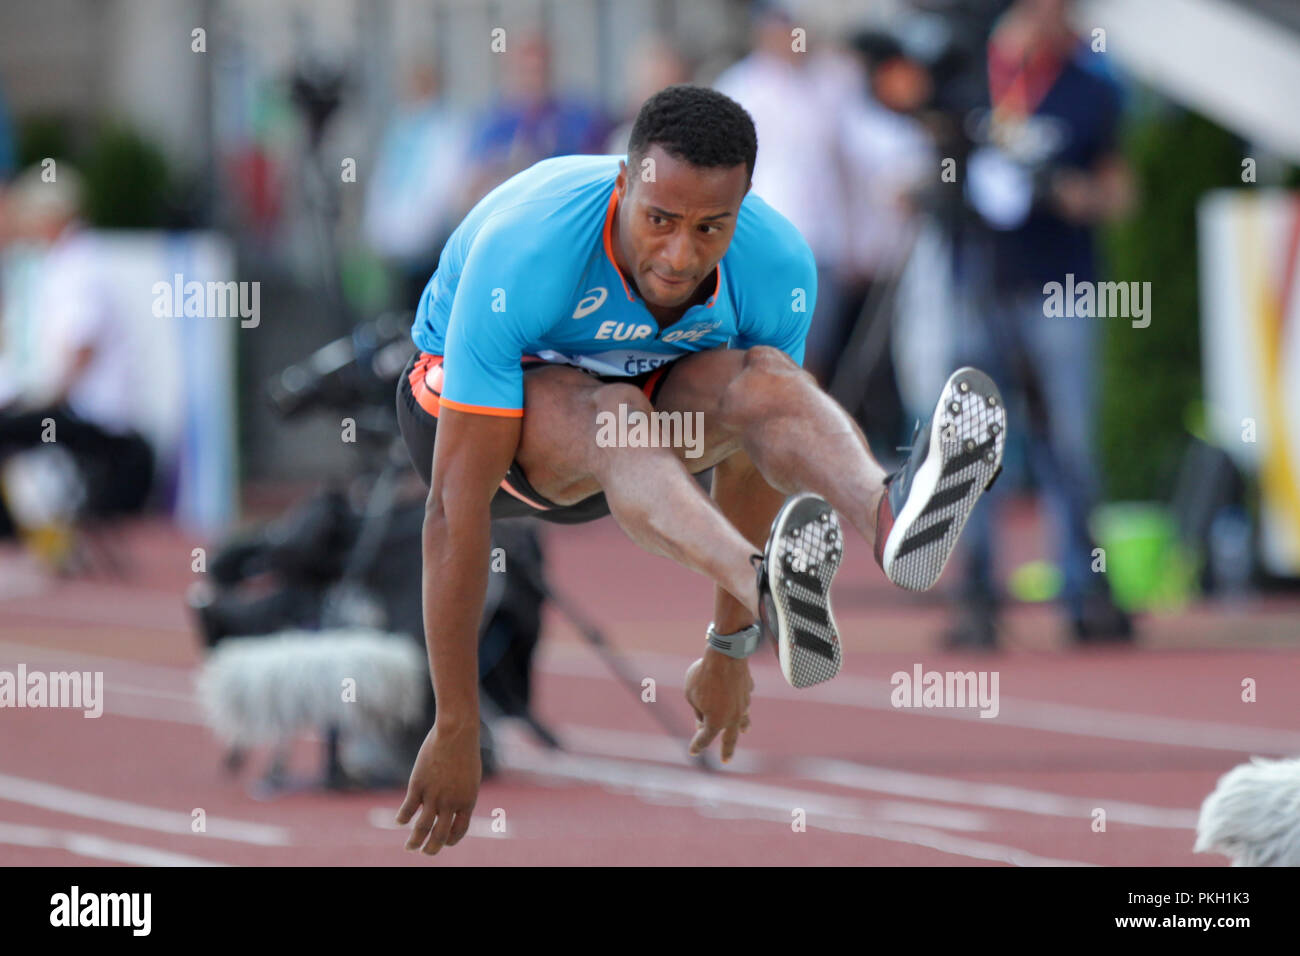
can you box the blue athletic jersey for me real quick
[410,154,817,416]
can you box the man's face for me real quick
[615,145,750,309]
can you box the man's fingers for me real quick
[395,790,421,825]
[446,809,473,847]
[689,720,720,756]
[720,724,740,763]
[404,804,439,851]
[421,807,457,856]
[740,713,751,733]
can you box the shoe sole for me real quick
[763,493,844,689]
[882,367,1006,592]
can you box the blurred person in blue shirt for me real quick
[363,62,472,306]
[950,0,1136,647]
[0,85,16,183]
[462,32,610,212]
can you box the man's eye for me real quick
[649,215,668,227]
[699,224,721,235]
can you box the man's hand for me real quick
[1049,155,1135,225]
[685,650,754,763]
[395,721,481,856]
[401,403,518,857]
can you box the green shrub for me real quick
[1099,106,1244,500]
[80,123,171,228]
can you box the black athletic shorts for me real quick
[396,350,677,525]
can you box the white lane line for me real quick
[498,741,1089,867]
[0,583,189,632]
[98,691,205,725]
[0,773,290,846]
[538,648,1300,754]
[0,821,228,867]
[0,642,204,724]
[0,562,48,600]
[24,636,1299,754]
[367,807,508,839]
[0,640,198,688]
[555,725,989,831]
[556,723,1199,830]
[107,683,196,703]
[0,666,1202,833]
[794,758,1198,830]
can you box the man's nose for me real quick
[661,231,695,275]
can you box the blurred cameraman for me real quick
[950,0,1135,647]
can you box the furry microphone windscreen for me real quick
[1195,756,1300,867]
[196,629,428,748]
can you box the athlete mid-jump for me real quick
[394,85,1005,855]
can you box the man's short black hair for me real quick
[628,84,757,180]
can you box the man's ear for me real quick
[616,159,628,199]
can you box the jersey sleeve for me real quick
[732,225,818,367]
[438,217,561,416]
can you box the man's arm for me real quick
[710,447,785,631]
[681,447,786,763]
[396,405,520,855]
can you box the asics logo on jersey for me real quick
[572,287,608,319]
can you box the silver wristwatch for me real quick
[706,622,763,659]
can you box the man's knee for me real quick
[588,381,653,421]
[581,382,654,464]
[718,346,813,426]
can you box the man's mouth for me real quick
[651,271,692,288]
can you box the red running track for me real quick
[1,507,1298,866]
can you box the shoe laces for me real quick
[895,419,923,455]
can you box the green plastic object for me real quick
[1090,502,1200,611]
[1008,560,1063,603]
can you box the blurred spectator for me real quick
[713,2,853,384]
[463,32,610,211]
[0,82,15,183]
[834,29,938,448]
[363,62,471,306]
[604,35,692,155]
[0,165,153,540]
[842,31,935,285]
[948,0,1136,647]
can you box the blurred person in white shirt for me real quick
[0,165,152,540]
[713,1,853,384]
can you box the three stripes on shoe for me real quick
[894,434,998,562]
[778,512,841,670]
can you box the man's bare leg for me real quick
[511,365,762,614]
[512,347,1001,614]
[654,346,1006,595]
[652,346,890,551]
